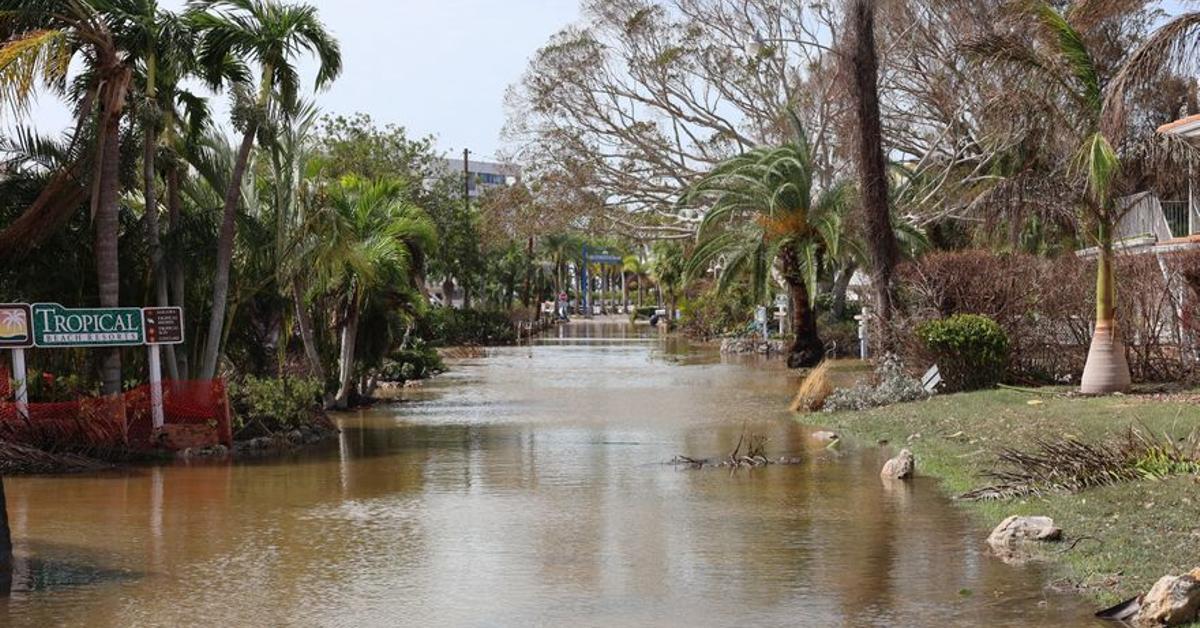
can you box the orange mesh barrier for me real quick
[0,375,232,452]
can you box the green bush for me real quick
[915,314,1009,392]
[379,345,444,382]
[418,308,516,346]
[228,375,322,432]
[678,287,753,340]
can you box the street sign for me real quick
[586,253,623,265]
[143,307,184,345]
[0,304,33,349]
[31,303,145,347]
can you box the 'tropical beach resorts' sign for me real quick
[31,303,145,347]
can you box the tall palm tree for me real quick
[312,177,435,409]
[846,0,900,329]
[970,2,1200,393]
[0,0,145,395]
[650,241,684,323]
[189,0,341,380]
[684,126,851,368]
[132,2,208,380]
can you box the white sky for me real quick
[18,0,583,162]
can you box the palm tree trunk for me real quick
[334,292,361,409]
[96,93,125,396]
[166,165,188,379]
[848,0,900,326]
[622,271,629,311]
[143,122,179,381]
[780,244,824,368]
[292,276,326,387]
[1080,229,1131,393]
[787,278,824,368]
[199,123,258,380]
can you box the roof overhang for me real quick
[1157,114,1200,138]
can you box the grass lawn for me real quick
[815,387,1200,607]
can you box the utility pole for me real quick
[462,148,471,212]
[460,148,470,310]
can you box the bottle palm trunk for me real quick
[1080,241,1131,393]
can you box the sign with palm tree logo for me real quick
[0,304,33,349]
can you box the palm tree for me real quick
[189,0,342,380]
[650,241,684,323]
[539,233,578,298]
[970,2,1200,393]
[0,0,144,395]
[846,0,900,329]
[684,126,851,368]
[312,177,435,409]
[622,253,649,309]
[132,2,208,380]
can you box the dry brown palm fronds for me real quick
[960,426,1200,501]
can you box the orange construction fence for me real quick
[0,367,232,452]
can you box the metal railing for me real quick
[1161,201,1192,239]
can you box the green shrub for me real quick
[379,345,444,382]
[678,288,753,340]
[418,308,516,346]
[228,375,322,432]
[915,314,1009,392]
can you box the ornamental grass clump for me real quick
[916,314,1009,392]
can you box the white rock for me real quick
[1135,570,1200,626]
[986,515,1062,548]
[880,449,914,479]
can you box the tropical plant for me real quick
[684,123,851,368]
[0,0,151,394]
[968,1,1200,393]
[309,176,435,408]
[189,0,342,380]
[650,241,685,321]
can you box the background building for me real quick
[439,156,520,198]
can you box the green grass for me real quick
[815,387,1200,606]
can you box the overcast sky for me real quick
[20,0,582,162]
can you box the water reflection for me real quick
[0,320,1100,626]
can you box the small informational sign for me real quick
[32,303,144,347]
[0,304,33,349]
[922,364,942,393]
[143,307,184,345]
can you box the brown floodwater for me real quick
[0,320,1102,627]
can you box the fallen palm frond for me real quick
[960,426,1200,501]
[671,425,802,470]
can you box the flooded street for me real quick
[0,321,1100,626]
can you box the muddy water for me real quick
[0,321,1100,627]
